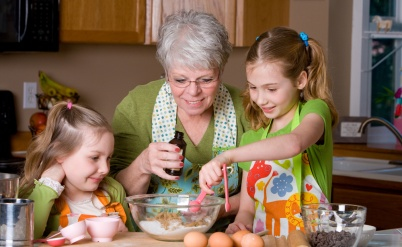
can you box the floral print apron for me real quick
[247,105,328,237]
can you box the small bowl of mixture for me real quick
[126,194,224,241]
[302,203,367,247]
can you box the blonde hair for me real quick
[19,102,113,200]
[243,26,338,130]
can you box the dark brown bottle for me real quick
[164,131,187,176]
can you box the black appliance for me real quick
[0,0,59,52]
[0,90,25,174]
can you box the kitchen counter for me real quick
[34,232,186,247]
[368,228,402,247]
[35,229,402,246]
[333,168,402,183]
[333,143,402,160]
[11,131,32,152]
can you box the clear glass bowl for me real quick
[126,194,224,241]
[302,203,367,247]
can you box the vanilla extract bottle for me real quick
[164,131,187,176]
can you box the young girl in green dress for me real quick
[19,102,135,239]
[199,26,338,237]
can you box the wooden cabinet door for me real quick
[60,0,146,44]
[145,0,289,47]
[145,0,235,44]
[235,0,289,46]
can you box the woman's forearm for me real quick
[115,151,151,196]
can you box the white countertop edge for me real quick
[333,170,402,182]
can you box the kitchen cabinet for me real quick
[59,0,289,46]
[145,0,290,46]
[60,0,146,44]
[332,144,402,230]
[332,175,402,230]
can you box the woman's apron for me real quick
[247,105,328,237]
[59,190,127,228]
[149,82,240,197]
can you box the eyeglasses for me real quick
[167,73,220,88]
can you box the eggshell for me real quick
[241,233,264,247]
[208,232,233,247]
[231,229,251,247]
[183,231,208,247]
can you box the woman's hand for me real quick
[225,222,253,234]
[139,142,184,180]
[199,152,233,194]
[41,162,65,183]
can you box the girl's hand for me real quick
[41,163,65,183]
[199,153,232,194]
[225,222,253,234]
[139,142,183,180]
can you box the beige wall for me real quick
[1,0,351,133]
[328,0,353,117]
[0,44,249,131]
[290,0,329,51]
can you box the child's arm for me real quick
[225,171,254,234]
[29,181,60,239]
[199,113,324,193]
[28,164,66,238]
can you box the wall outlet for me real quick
[23,82,37,109]
[340,122,362,137]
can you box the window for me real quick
[369,0,400,121]
[351,0,401,142]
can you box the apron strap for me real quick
[59,190,127,227]
[93,190,127,223]
[261,104,302,203]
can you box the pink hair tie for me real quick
[67,102,73,109]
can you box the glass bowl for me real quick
[358,225,376,247]
[126,194,224,241]
[302,203,367,247]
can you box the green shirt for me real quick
[110,79,250,181]
[28,176,135,239]
[238,99,333,199]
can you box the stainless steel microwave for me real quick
[0,0,59,52]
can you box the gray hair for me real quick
[156,10,232,74]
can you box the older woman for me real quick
[110,10,249,226]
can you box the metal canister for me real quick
[0,173,19,199]
[0,198,34,246]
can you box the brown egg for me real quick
[241,233,264,247]
[231,229,251,247]
[209,232,233,247]
[183,231,208,247]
